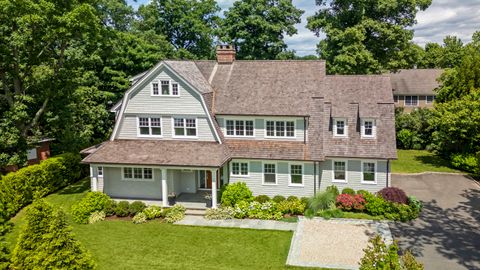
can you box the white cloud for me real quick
[127,0,479,56]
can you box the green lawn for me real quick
[5,178,315,270]
[391,150,462,174]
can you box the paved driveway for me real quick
[391,173,480,270]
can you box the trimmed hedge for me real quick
[0,153,82,221]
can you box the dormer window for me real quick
[361,119,375,138]
[152,80,180,96]
[333,118,347,137]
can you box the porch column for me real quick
[90,166,97,191]
[161,169,168,207]
[211,169,218,209]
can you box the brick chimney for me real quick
[216,44,236,64]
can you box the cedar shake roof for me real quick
[389,69,443,95]
[226,140,311,161]
[81,140,230,167]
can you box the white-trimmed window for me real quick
[138,117,162,136]
[123,167,153,181]
[362,162,376,183]
[333,160,346,182]
[98,166,104,177]
[173,118,197,137]
[361,119,375,138]
[333,118,347,137]
[231,162,249,176]
[426,95,435,104]
[152,80,180,96]
[265,120,295,137]
[405,96,418,106]
[393,95,399,103]
[263,163,276,184]
[226,120,254,137]
[289,164,303,185]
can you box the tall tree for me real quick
[417,42,443,68]
[438,35,464,68]
[0,0,102,166]
[307,0,431,74]
[136,0,220,58]
[219,0,303,60]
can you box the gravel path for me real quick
[287,217,392,269]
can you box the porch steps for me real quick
[185,209,207,216]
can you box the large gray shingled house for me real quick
[81,45,397,208]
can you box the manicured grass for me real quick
[5,178,315,270]
[391,150,462,173]
[341,212,384,220]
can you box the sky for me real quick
[128,0,480,56]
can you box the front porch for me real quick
[112,191,218,209]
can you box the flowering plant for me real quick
[336,194,366,211]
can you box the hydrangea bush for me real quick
[205,207,235,220]
[164,204,186,223]
[88,211,106,224]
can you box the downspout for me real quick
[313,161,317,196]
[317,161,322,191]
[303,117,307,144]
[386,160,390,187]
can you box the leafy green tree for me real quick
[136,0,220,58]
[0,0,102,166]
[11,200,95,269]
[219,0,303,60]
[395,108,435,150]
[438,35,464,68]
[417,42,443,68]
[307,0,431,74]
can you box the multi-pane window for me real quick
[174,118,197,137]
[393,95,398,103]
[123,167,153,181]
[152,82,159,95]
[263,163,276,184]
[172,83,179,95]
[97,166,104,177]
[231,162,248,176]
[333,161,346,182]
[265,121,295,137]
[138,117,162,136]
[290,164,303,185]
[426,95,435,104]
[226,120,254,137]
[362,119,374,137]
[362,162,376,182]
[405,96,418,106]
[334,119,346,136]
[161,80,170,95]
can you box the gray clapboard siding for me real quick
[228,159,316,198]
[117,115,216,141]
[103,167,163,200]
[125,69,206,115]
[216,116,306,142]
[318,159,387,193]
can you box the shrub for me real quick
[286,195,299,202]
[103,199,117,216]
[408,196,422,213]
[341,188,355,195]
[132,212,147,224]
[450,153,479,174]
[11,200,95,269]
[164,204,186,223]
[129,201,146,216]
[325,185,339,197]
[359,235,400,270]
[220,182,253,207]
[277,199,306,215]
[318,208,345,219]
[143,206,163,220]
[205,207,235,220]
[401,250,424,270]
[356,190,370,196]
[71,192,111,224]
[233,201,282,220]
[300,197,309,206]
[305,190,336,217]
[336,194,366,211]
[379,187,408,204]
[272,195,286,203]
[0,153,82,221]
[115,201,130,217]
[364,193,388,216]
[88,211,106,224]
[254,195,270,203]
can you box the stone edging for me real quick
[392,171,467,176]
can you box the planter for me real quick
[168,196,176,206]
[205,199,212,208]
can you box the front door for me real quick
[206,171,212,189]
[198,170,218,189]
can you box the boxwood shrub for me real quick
[254,195,270,203]
[115,201,130,217]
[129,201,146,216]
[341,188,355,195]
[220,182,253,207]
[0,153,82,221]
[272,195,286,203]
[71,192,111,224]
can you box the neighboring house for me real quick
[2,138,53,173]
[389,69,443,112]
[81,45,397,208]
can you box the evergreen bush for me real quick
[220,182,253,207]
[71,191,111,224]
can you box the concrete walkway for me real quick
[287,217,393,270]
[175,215,297,231]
